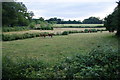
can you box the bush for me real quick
[40,26,53,30]
[2,46,119,79]
[2,33,41,41]
[53,46,120,79]
[62,31,69,35]
[2,27,29,32]
[36,21,53,30]
[84,29,89,33]
[90,29,97,32]
[68,30,79,34]
[29,22,35,29]
[2,55,46,79]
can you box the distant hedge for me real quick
[54,26,104,28]
[61,29,107,35]
[34,26,53,30]
[2,29,107,41]
[2,33,40,41]
[2,27,29,32]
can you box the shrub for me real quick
[2,33,41,41]
[2,46,119,79]
[84,29,89,33]
[2,27,29,32]
[90,29,97,32]
[62,31,69,35]
[68,30,79,34]
[40,26,53,30]
[53,46,120,79]
[29,22,35,29]
[37,21,53,30]
[2,55,46,79]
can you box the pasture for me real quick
[3,27,106,34]
[53,24,104,27]
[2,32,118,66]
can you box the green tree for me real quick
[2,2,33,27]
[39,17,44,22]
[116,0,120,36]
[104,0,120,36]
[104,14,115,32]
[82,17,103,24]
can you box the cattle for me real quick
[40,33,55,38]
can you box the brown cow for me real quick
[40,34,47,38]
[48,33,55,38]
[40,33,55,38]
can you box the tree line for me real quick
[2,2,103,27]
[104,0,120,36]
[33,17,103,24]
[2,1,120,36]
[2,2,34,27]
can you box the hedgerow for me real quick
[2,33,40,41]
[2,27,29,32]
[2,46,120,79]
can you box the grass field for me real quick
[3,28,106,34]
[53,24,104,27]
[2,32,118,66]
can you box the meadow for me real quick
[2,24,118,79]
[53,24,104,28]
[2,30,119,79]
[2,32,118,65]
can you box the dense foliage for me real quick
[32,18,54,30]
[82,17,103,24]
[61,29,106,35]
[2,29,107,41]
[2,33,40,41]
[53,25,104,28]
[54,46,119,79]
[46,17,82,24]
[2,26,29,32]
[33,17,103,24]
[2,2,34,27]
[104,1,120,36]
[38,21,53,30]
[2,46,119,79]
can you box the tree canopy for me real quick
[82,17,103,24]
[2,2,34,27]
[45,17,103,24]
[104,0,120,36]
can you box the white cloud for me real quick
[16,0,117,20]
[16,0,116,3]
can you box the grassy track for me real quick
[53,24,104,27]
[2,32,118,66]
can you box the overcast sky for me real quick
[16,0,117,21]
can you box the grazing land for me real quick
[2,32,118,66]
[3,27,106,34]
[53,24,104,27]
